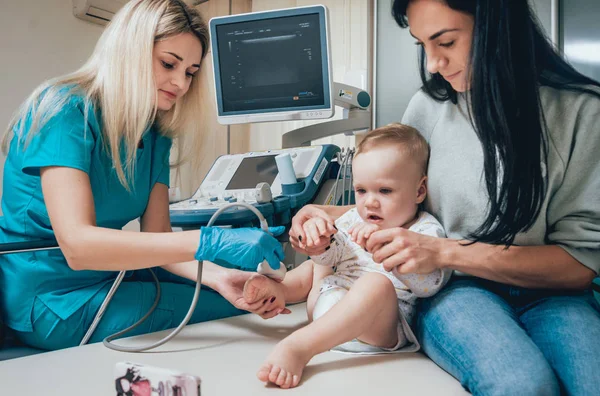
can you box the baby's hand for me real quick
[349,222,381,250]
[302,217,336,247]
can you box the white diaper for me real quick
[312,287,408,355]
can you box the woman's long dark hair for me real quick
[392,0,600,245]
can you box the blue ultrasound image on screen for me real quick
[226,155,279,190]
[216,13,324,112]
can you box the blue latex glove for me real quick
[195,226,285,270]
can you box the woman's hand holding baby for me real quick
[365,227,445,274]
[289,205,337,256]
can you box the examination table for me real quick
[0,302,469,395]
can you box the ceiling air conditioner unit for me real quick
[73,0,127,26]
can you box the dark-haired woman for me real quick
[287,0,600,394]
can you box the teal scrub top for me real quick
[0,90,172,332]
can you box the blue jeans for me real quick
[416,277,600,396]
[16,269,245,350]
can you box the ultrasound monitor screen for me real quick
[211,6,331,117]
[226,155,278,190]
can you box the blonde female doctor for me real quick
[0,0,287,351]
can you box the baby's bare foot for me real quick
[257,340,312,389]
[243,274,282,304]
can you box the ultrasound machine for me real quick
[169,4,372,268]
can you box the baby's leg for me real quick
[257,272,399,388]
[244,259,321,306]
[306,264,335,322]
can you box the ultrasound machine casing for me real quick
[168,6,342,268]
[170,145,339,229]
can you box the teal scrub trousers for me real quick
[15,268,245,350]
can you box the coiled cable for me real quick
[80,202,271,352]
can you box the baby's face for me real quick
[352,146,426,230]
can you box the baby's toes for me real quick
[268,365,283,384]
[281,371,296,389]
[275,367,289,387]
[257,363,272,383]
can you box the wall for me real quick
[0,0,103,214]
[562,0,600,81]
[530,0,552,37]
[374,0,420,128]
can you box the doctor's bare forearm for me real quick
[441,240,596,290]
[161,260,201,282]
[61,226,200,271]
[162,260,232,289]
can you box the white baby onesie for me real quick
[311,208,452,353]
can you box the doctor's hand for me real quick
[366,227,444,274]
[217,269,291,316]
[289,205,337,256]
[195,226,285,270]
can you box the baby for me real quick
[244,123,451,389]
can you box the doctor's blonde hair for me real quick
[3,0,209,189]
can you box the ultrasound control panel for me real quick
[169,145,339,228]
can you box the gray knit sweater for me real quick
[402,86,600,275]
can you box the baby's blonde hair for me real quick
[356,123,429,175]
[3,0,209,189]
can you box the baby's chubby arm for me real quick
[348,222,381,250]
